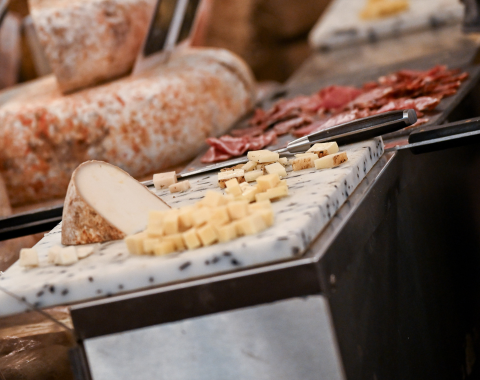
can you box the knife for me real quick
[164,109,417,181]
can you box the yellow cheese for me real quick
[153,171,177,190]
[178,206,194,230]
[239,214,267,235]
[217,223,238,242]
[227,200,249,220]
[247,150,280,163]
[294,153,319,160]
[265,162,287,178]
[248,200,272,213]
[197,224,218,246]
[307,142,339,158]
[163,211,180,235]
[223,194,236,203]
[146,224,164,238]
[143,238,160,254]
[256,208,274,227]
[154,241,175,256]
[239,181,252,192]
[192,207,212,227]
[242,186,260,203]
[19,248,39,267]
[277,179,287,187]
[210,206,231,227]
[225,178,243,196]
[55,246,79,266]
[201,190,226,208]
[218,169,245,188]
[244,170,264,182]
[255,186,289,202]
[292,157,315,171]
[256,173,280,191]
[314,152,348,169]
[163,233,186,251]
[169,180,191,193]
[183,228,202,250]
[47,245,62,264]
[232,220,245,236]
[125,232,147,255]
[148,210,166,226]
[279,157,289,166]
[242,160,257,172]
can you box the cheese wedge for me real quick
[169,180,191,193]
[307,142,339,158]
[62,161,170,245]
[153,171,177,190]
[19,248,39,268]
[247,150,279,163]
[265,162,287,178]
[314,152,348,169]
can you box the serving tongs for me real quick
[174,109,417,179]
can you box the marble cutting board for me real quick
[0,138,384,317]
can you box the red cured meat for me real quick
[231,125,266,137]
[273,115,313,135]
[348,87,393,109]
[248,131,277,150]
[317,85,363,110]
[206,135,250,156]
[201,147,233,163]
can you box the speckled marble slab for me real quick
[0,138,383,317]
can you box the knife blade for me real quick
[171,109,417,180]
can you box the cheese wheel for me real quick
[0,47,255,206]
[29,0,156,93]
[62,160,170,245]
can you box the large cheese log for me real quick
[62,160,170,245]
[0,47,255,206]
[29,0,156,93]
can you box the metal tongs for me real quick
[176,109,417,179]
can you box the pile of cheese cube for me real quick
[290,142,347,171]
[19,245,95,268]
[125,192,276,256]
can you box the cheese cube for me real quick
[183,228,202,250]
[201,190,225,208]
[232,220,245,236]
[154,241,175,256]
[125,232,147,255]
[242,186,260,203]
[169,180,191,193]
[307,142,339,157]
[197,224,218,246]
[210,206,231,227]
[153,171,177,190]
[192,207,212,227]
[240,181,251,192]
[247,150,279,163]
[223,194,236,203]
[248,200,272,213]
[77,246,95,259]
[294,153,319,160]
[292,157,315,171]
[217,223,238,242]
[227,200,249,220]
[255,186,289,202]
[256,173,280,191]
[143,238,160,254]
[239,214,267,235]
[178,207,194,230]
[47,245,62,264]
[265,162,287,178]
[279,157,289,166]
[55,246,78,266]
[255,192,270,202]
[19,248,39,267]
[225,178,242,196]
[163,211,179,235]
[148,210,165,226]
[163,233,186,251]
[314,152,348,169]
[277,179,287,188]
[245,170,264,182]
[146,224,164,238]
[256,162,277,174]
[242,160,257,172]
[256,209,274,227]
[218,169,245,188]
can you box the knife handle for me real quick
[307,109,417,146]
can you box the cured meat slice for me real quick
[29,0,156,93]
[316,85,363,110]
[0,47,255,205]
[273,115,313,135]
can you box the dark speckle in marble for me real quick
[149,277,154,283]
[88,277,94,282]
[292,247,300,256]
[36,291,44,297]
[49,286,55,294]
[231,258,241,266]
[179,261,191,270]
[61,289,69,296]
[223,252,232,257]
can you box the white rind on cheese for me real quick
[62,161,169,245]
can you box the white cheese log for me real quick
[29,0,156,93]
[62,161,170,245]
[0,47,255,206]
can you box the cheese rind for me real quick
[169,180,191,193]
[292,157,315,171]
[19,248,39,268]
[314,152,348,169]
[153,172,177,190]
